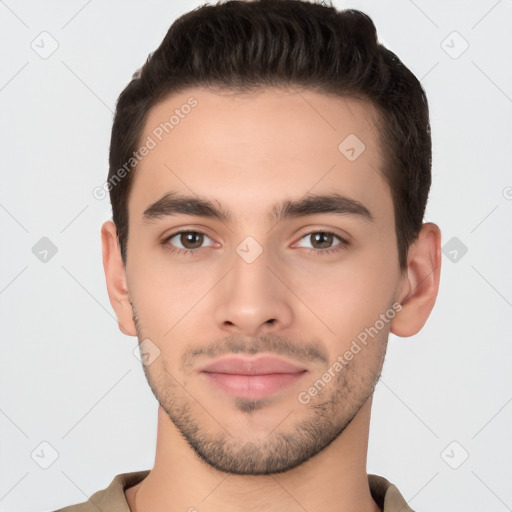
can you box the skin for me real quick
[102,87,441,512]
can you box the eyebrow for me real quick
[142,191,374,224]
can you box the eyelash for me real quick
[161,230,349,257]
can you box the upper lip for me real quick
[199,355,307,375]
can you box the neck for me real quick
[126,397,380,512]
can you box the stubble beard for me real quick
[131,302,388,475]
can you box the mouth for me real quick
[199,355,308,400]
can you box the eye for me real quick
[161,229,349,257]
[162,230,215,255]
[295,231,349,255]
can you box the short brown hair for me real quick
[108,0,432,270]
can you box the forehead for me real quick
[128,87,392,225]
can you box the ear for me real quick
[390,222,442,337]
[101,221,137,337]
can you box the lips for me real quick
[200,355,306,375]
[199,356,307,400]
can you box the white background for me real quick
[1,1,511,510]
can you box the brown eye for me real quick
[310,232,334,249]
[165,231,215,253]
[179,231,204,249]
[295,231,349,255]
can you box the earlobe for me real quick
[390,222,442,337]
[101,221,137,337]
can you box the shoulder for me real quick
[52,470,150,512]
[368,474,415,512]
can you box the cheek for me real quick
[126,247,221,337]
[291,242,399,343]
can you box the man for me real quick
[56,0,441,510]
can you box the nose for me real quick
[214,245,294,337]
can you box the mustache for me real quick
[181,334,329,369]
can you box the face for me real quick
[122,87,405,474]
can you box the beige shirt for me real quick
[53,470,414,511]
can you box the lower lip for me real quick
[202,372,306,400]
